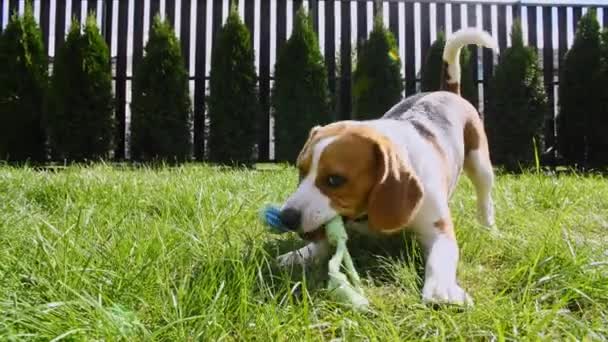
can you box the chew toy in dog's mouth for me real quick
[299,215,367,241]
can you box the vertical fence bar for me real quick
[244,0,254,49]
[87,0,98,16]
[572,6,582,33]
[389,1,398,42]
[71,0,81,23]
[277,0,286,52]
[259,0,271,161]
[115,0,129,160]
[180,0,191,68]
[467,3,479,109]
[325,0,336,117]
[405,1,415,95]
[103,0,113,49]
[482,4,492,113]
[527,5,538,50]
[436,2,446,34]
[357,0,367,45]
[212,0,222,50]
[452,3,461,31]
[310,0,318,34]
[604,6,608,28]
[497,5,507,52]
[55,0,67,50]
[150,0,160,20]
[166,0,175,27]
[8,0,17,16]
[293,0,302,18]
[133,0,144,70]
[420,2,430,66]
[543,6,555,151]
[373,0,379,18]
[40,0,51,54]
[558,7,567,65]
[0,0,4,33]
[512,3,521,23]
[194,0,207,160]
[340,0,351,121]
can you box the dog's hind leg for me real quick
[464,147,495,227]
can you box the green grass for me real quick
[1,164,607,340]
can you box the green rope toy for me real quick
[325,216,370,310]
[261,206,370,310]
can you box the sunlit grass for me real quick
[0,165,606,340]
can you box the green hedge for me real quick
[131,15,192,162]
[0,5,47,162]
[207,7,258,165]
[272,6,330,162]
[595,29,608,166]
[485,21,548,171]
[556,9,602,167]
[352,14,403,120]
[48,15,114,161]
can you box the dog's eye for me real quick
[326,174,346,188]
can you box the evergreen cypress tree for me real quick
[420,31,478,106]
[208,6,258,164]
[272,6,330,162]
[131,15,192,162]
[556,9,601,167]
[48,15,114,161]
[485,21,548,171]
[0,4,47,162]
[352,14,403,120]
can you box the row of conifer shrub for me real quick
[0,4,606,168]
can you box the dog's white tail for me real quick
[442,28,498,95]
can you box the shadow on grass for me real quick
[260,230,426,301]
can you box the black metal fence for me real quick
[1,0,607,161]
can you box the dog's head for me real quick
[280,122,424,239]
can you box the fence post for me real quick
[166,0,176,27]
[115,0,128,160]
[405,1,415,95]
[55,0,67,49]
[259,0,270,161]
[41,0,51,55]
[527,5,538,50]
[467,3,479,110]
[193,0,207,161]
[543,6,555,153]
[482,4,492,114]
[339,0,351,121]
[325,0,336,120]
[71,0,81,23]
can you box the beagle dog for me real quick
[277,28,498,305]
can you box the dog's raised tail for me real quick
[442,28,498,95]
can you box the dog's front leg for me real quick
[416,215,473,306]
[277,240,330,267]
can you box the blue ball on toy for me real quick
[261,205,291,234]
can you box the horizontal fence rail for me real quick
[1,0,608,161]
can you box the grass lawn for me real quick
[1,165,607,340]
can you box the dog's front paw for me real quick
[276,251,301,267]
[422,278,473,306]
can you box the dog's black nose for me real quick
[280,208,301,231]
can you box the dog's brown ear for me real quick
[367,141,424,232]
